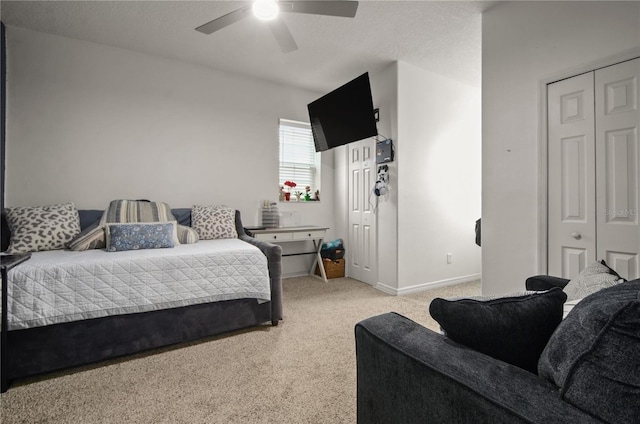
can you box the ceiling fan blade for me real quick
[268,19,298,53]
[195,5,252,35]
[282,1,359,18]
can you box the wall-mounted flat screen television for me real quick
[308,72,378,152]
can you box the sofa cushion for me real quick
[562,260,622,301]
[77,209,104,231]
[105,222,176,252]
[4,202,81,254]
[192,205,238,240]
[538,279,640,424]
[429,288,567,373]
[171,208,192,227]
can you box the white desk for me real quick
[248,226,329,282]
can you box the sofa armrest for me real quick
[235,211,283,322]
[526,275,570,291]
[355,312,601,424]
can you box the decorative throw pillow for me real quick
[4,202,81,254]
[176,225,199,244]
[102,199,176,224]
[429,288,567,373]
[192,205,238,240]
[538,279,640,424]
[67,221,106,250]
[105,222,176,252]
[563,260,622,301]
[68,199,198,251]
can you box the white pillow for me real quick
[563,261,621,301]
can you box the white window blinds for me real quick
[279,119,320,195]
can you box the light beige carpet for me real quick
[1,276,479,424]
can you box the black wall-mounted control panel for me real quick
[376,139,394,164]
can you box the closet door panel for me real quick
[595,59,640,280]
[548,72,596,278]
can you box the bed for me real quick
[1,205,282,391]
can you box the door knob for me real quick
[571,232,582,240]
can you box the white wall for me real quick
[341,61,481,294]
[370,62,399,290]
[4,27,336,276]
[396,61,481,292]
[482,1,640,295]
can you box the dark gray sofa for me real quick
[355,278,640,424]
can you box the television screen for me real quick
[307,72,378,152]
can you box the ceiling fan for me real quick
[195,0,359,53]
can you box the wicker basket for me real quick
[316,258,345,279]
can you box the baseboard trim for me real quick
[375,274,482,296]
[282,271,314,279]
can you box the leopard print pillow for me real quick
[191,205,238,240]
[4,202,81,254]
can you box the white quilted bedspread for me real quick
[7,239,270,330]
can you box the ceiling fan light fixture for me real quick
[253,0,280,21]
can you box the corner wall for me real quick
[396,61,481,292]
[358,61,482,294]
[370,63,399,290]
[482,1,640,295]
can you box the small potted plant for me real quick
[283,180,297,201]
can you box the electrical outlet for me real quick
[447,253,452,264]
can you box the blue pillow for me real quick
[105,222,175,252]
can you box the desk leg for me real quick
[310,239,327,282]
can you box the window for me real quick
[279,119,321,201]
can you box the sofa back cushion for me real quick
[538,279,640,424]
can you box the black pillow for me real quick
[429,288,567,373]
[538,279,640,424]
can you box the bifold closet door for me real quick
[595,58,640,280]
[548,58,640,280]
[548,72,597,278]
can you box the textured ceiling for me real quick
[0,0,493,93]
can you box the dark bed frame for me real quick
[1,210,282,391]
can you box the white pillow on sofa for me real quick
[563,261,622,301]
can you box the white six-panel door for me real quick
[548,58,640,280]
[548,72,597,278]
[348,139,377,285]
[595,59,640,280]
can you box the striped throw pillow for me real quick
[68,200,198,250]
